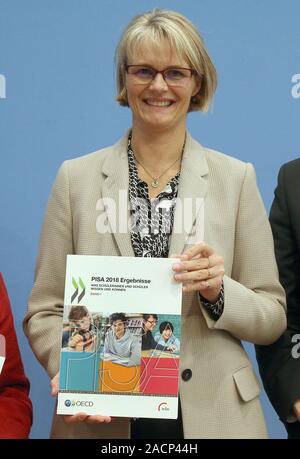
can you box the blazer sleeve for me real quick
[199,162,286,344]
[256,163,300,422]
[0,274,33,438]
[23,161,74,379]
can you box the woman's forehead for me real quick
[127,38,188,66]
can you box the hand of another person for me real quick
[172,242,225,303]
[294,399,300,421]
[50,372,112,424]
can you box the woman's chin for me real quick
[140,115,178,131]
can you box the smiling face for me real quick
[112,319,125,339]
[162,328,172,341]
[125,39,201,133]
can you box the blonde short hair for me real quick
[115,9,217,112]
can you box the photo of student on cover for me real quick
[103,313,141,367]
[61,305,96,353]
[154,321,180,353]
[142,314,178,353]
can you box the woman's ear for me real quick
[192,77,201,97]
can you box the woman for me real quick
[154,321,180,352]
[24,9,286,439]
[0,273,32,438]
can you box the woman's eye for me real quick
[166,69,184,79]
[136,68,153,77]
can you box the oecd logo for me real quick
[64,399,93,407]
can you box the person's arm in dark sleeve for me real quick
[256,163,300,422]
[142,331,170,351]
[0,274,33,438]
[149,332,169,351]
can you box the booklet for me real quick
[57,255,182,419]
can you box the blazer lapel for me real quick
[169,132,208,256]
[101,132,135,257]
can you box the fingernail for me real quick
[172,263,182,270]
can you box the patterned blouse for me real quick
[127,133,224,319]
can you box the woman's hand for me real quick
[50,372,112,424]
[172,242,225,303]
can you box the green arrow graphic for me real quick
[78,277,86,303]
[71,277,78,303]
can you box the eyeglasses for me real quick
[146,319,157,325]
[126,65,196,87]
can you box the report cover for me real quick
[57,255,182,419]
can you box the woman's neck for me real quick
[131,123,186,173]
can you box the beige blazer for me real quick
[24,131,286,439]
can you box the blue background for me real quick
[0,0,299,438]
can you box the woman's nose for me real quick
[149,72,168,90]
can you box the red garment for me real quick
[0,273,32,438]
